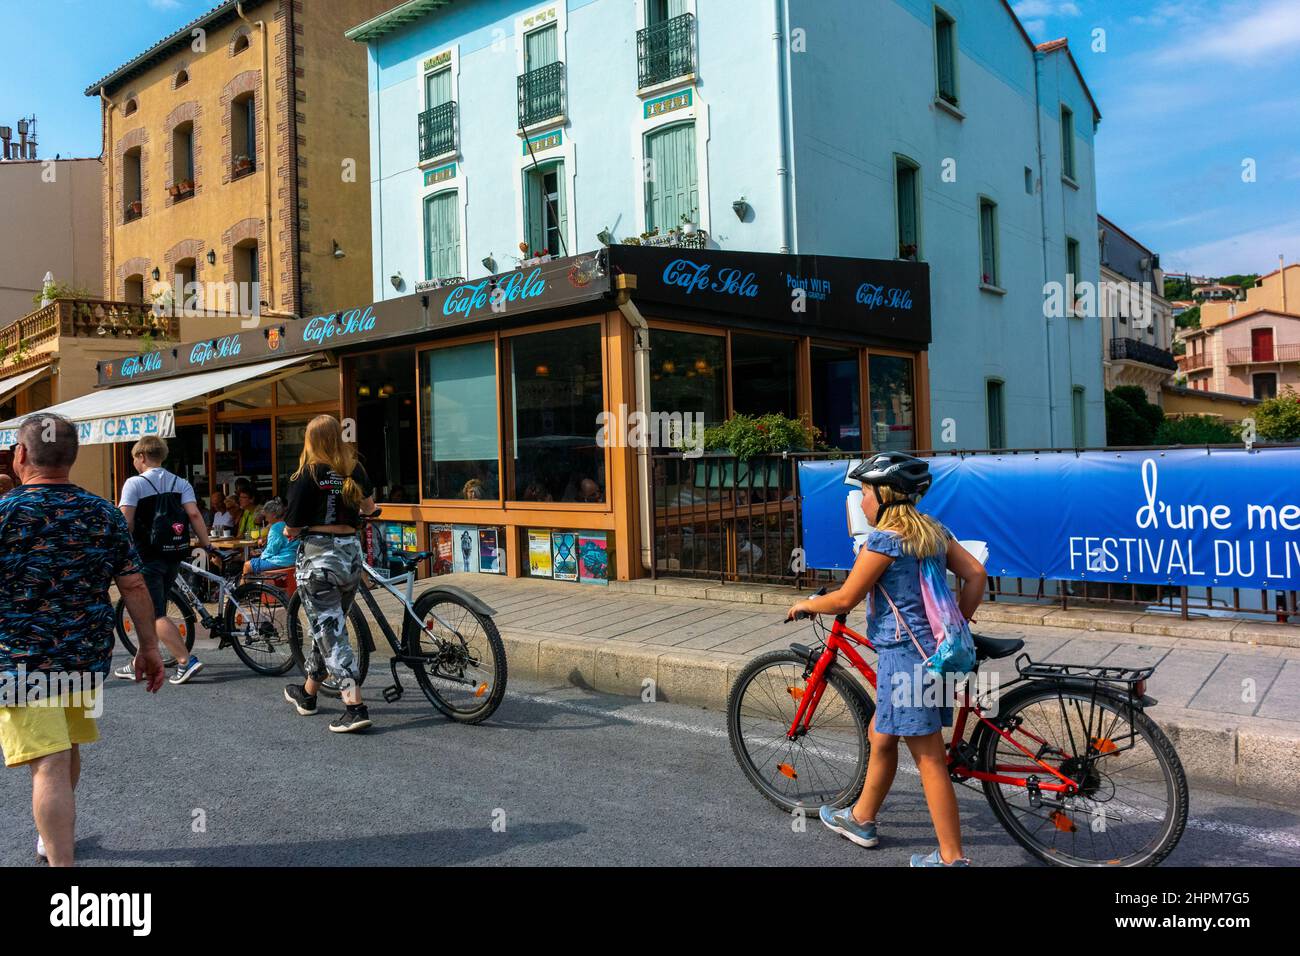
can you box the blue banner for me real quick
[799,449,1300,590]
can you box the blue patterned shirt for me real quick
[0,484,142,676]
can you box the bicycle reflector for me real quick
[1091,736,1118,755]
[787,685,804,701]
[778,763,798,780]
[475,683,488,698]
[1049,810,1077,833]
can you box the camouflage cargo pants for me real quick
[295,535,363,684]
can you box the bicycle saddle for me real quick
[972,634,1024,660]
[393,550,433,571]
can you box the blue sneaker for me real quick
[819,805,879,848]
[910,848,971,867]
[169,656,204,685]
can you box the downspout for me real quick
[285,0,302,316]
[1032,52,1058,445]
[237,1,276,314]
[616,285,654,573]
[773,0,794,254]
[100,87,115,297]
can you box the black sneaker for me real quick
[284,684,318,716]
[329,705,372,733]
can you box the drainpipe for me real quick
[237,1,276,314]
[616,284,654,573]
[773,0,794,254]
[1032,52,1058,445]
[100,88,114,296]
[285,0,302,316]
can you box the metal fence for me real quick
[650,446,1299,623]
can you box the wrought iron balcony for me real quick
[517,62,565,128]
[637,13,696,89]
[1175,353,1211,373]
[418,101,457,161]
[1109,337,1177,371]
[1226,343,1300,365]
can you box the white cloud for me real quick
[1152,0,1300,64]
[1163,221,1300,276]
[1013,1,1081,17]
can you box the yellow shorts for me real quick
[0,698,99,768]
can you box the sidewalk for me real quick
[370,573,1300,803]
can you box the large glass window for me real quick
[524,23,558,71]
[168,422,209,497]
[649,329,725,427]
[215,420,272,500]
[353,351,419,503]
[276,417,308,498]
[422,340,499,501]
[508,324,605,503]
[424,190,461,281]
[731,333,797,419]
[869,354,916,452]
[645,122,698,233]
[812,346,862,450]
[524,162,567,257]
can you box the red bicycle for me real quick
[726,592,1189,867]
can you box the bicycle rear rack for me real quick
[1014,653,1154,686]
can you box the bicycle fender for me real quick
[421,584,496,617]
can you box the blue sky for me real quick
[2,0,1296,277]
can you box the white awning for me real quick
[0,366,49,405]
[0,355,310,447]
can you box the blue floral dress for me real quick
[863,528,952,736]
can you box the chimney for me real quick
[0,126,10,161]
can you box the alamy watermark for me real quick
[596,404,705,458]
[0,668,105,718]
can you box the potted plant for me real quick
[680,210,698,236]
[233,154,252,175]
[899,242,918,260]
[127,199,142,216]
[690,413,820,490]
[168,183,181,198]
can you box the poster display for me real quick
[578,532,608,585]
[528,529,553,577]
[479,528,503,574]
[552,531,578,582]
[430,524,454,575]
[453,525,480,574]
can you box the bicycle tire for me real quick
[115,591,196,660]
[286,591,371,697]
[401,589,507,724]
[224,581,295,676]
[974,681,1188,867]
[727,649,873,813]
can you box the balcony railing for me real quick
[1108,337,1177,371]
[1226,343,1300,365]
[637,13,696,88]
[517,61,565,128]
[418,101,457,161]
[1176,353,1212,373]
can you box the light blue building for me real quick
[349,0,1104,450]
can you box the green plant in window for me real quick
[697,413,820,460]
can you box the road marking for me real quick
[516,687,1300,854]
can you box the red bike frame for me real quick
[788,616,1082,797]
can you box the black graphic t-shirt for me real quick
[285,463,373,530]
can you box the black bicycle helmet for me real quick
[848,451,932,498]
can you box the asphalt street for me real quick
[2,648,1298,867]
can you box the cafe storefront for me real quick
[11,247,929,583]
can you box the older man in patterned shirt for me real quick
[0,414,164,866]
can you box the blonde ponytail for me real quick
[292,415,363,507]
[874,485,947,558]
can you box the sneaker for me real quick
[329,705,372,733]
[283,684,318,716]
[113,662,138,681]
[819,805,879,848]
[36,835,46,862]
[910,848,971,867]
[169,656,204,685]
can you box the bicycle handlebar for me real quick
[790,586,829,621]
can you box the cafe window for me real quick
[868,354,916,452]
[524,161,567,257]
[215,420,273,500]
[649,329,725,428]
[731,332,797,419]
[421,340,499,501]
[508,324,605,503]
[348,352,419,503]
[424,190,461,281]
[812,346,862,451]
[276,417,309,497]
[644,122,698,234]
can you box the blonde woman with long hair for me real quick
[282,415,377,732]
[786,451,987,866]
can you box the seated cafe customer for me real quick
[212,496,239,535]
[236,488,259,539]
[242,500,298,579]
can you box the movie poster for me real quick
[528,529,552,577]
[430,524,454,575]
[551,531,578,582]
[578,532,608,585]
[479,528,503,574]
[453,524,480,574]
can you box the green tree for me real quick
[1154,415,1235,445]
[1254,386,1300,441]
[1175,304,1200,329]
[1218,273,1259,291]
[1105,386,1162,446]
[1163,277,1193,300]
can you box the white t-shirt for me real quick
[119,467,197,509]
[212,510,235,531]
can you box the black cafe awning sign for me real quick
[609,245,932,347]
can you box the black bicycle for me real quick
[115,556,295,676]
[286,516,506,724]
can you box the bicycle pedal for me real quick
[382,684,403,703]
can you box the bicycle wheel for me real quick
[401,589,507,724]
[286,591,371,697]
[224,582,295,676]
[727,649,873,813]
[115,591,196,664]
[975,682,1188,867]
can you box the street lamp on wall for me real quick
[206,249,216,266]
[732,197,751,222]
[482,254,497,273]
[390,272,404,291]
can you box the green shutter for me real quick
[980,201,997,284]
[896,161,917,255]
[524,170,544,253]
[525,162,568,256]
[1072,389,1086,447]
[425,67,451,107]
[425,191,460,280]
[556,165,568,252]
[525,24,558,71]
[645,123,697,233]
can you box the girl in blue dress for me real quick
[786,452,987,867]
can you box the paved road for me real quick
[2,649,1298,867]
